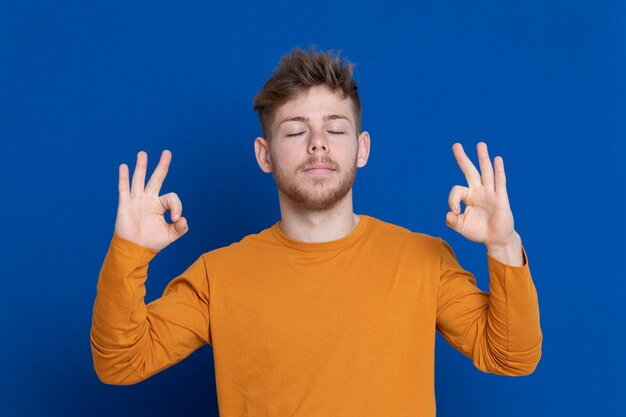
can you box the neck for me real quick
[277,189,360,243]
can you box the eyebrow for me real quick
[277,114,351,127]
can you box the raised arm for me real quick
[90,151,210,385]
[437,142,542,375]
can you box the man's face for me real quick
[254,85,370,211]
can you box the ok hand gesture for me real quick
[114,150,189,252]
[445,142,518,249]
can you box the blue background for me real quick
[1,0,625,415]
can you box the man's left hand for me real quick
[446,142,521,257]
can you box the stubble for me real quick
[271,155,357,210]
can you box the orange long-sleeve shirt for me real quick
[90,215,542,416]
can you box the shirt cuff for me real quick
[486,244,529,275]
[110,231,161,263]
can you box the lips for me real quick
[299,157,339,174]
[304,165,336,171]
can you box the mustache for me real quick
[297,156,340,171]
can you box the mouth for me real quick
[303,165,336,174]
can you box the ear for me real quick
[356,131,371,168]
[254,137,273,173]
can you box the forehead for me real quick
[272,85,354,127]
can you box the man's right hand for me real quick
[114,150,188,252]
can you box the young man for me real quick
[91,47,542,416]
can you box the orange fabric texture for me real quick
[90,215,542,416]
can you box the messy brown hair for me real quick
[253,46,362,141]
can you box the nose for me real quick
[307,128,329,154]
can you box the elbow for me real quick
[501,355,541,376]
[475,336,543,377]
[93,368,123,386]
[492,343,543,377]
[94,363,143,385]
[507,334,543,376]
[91,352,142,385]
[92,360,145,386]
[90,333,145,386]
[476,354,541,377]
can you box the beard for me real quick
[271,154,357,211]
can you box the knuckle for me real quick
[449,185,461,197]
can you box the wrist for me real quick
[486,232,525,266]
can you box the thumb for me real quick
[445,211,463,233]
[169,216,189,240]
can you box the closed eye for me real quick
[286,132,305,137]
[328,131,344,135]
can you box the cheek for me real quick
[335,140,359,161]
[270,147,299,170]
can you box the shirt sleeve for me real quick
[435,238,542,376]
[90,232,211,385]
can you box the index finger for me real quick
[452,143,482,188]
[145,150,172,195]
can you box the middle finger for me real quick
[130,151,147,196]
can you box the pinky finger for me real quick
[118,163,130,201]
